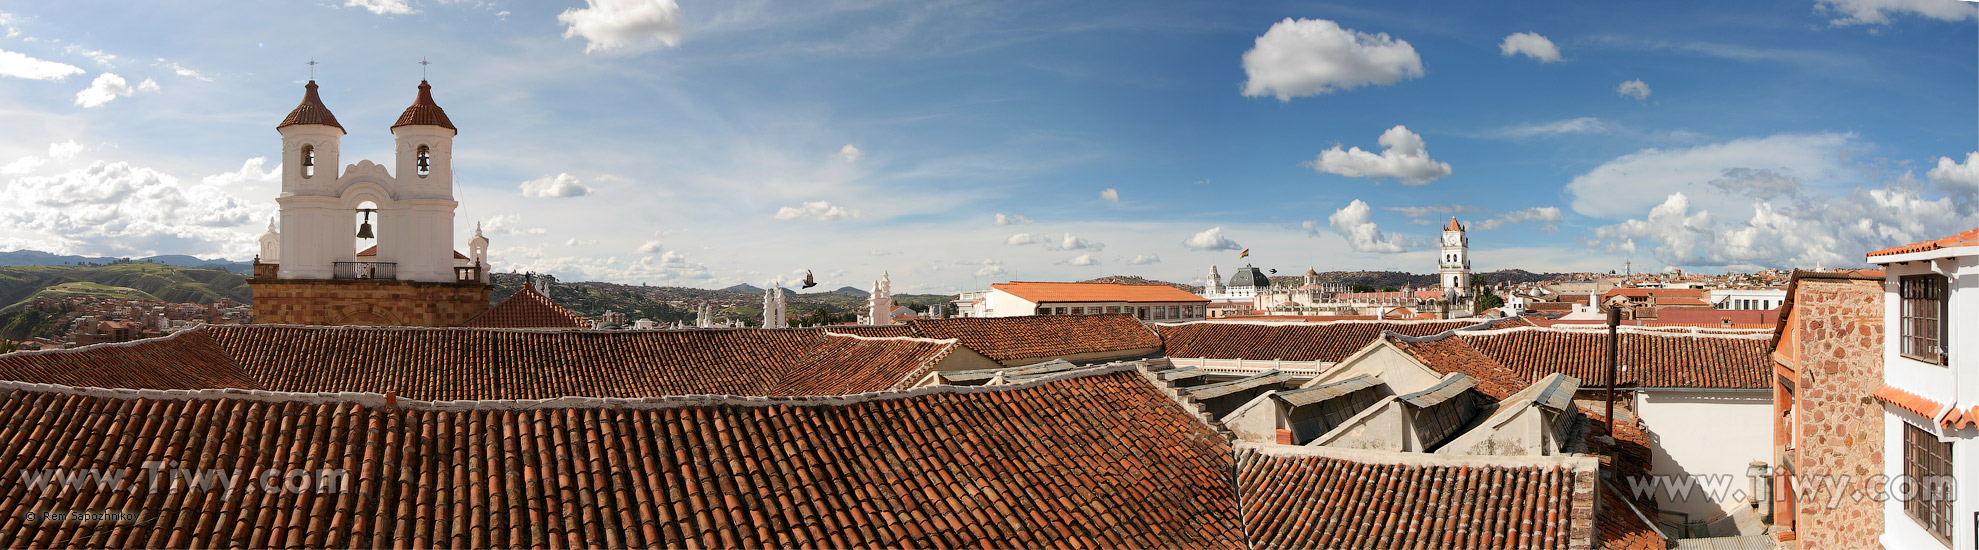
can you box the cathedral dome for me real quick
[392,80,456,130]
[277,80,346,133]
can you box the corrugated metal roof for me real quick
[1184,370,1293,400]
[1274,374,1379,408]
[1531,373,1579,411]
[942,359,1077,382]
[1155,366,1207,381]
[1396,374,1476,407]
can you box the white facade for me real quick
[761,284,789,328]
[271,80,475,284]
[1439,218,1470,296]
[1633,389,1774,521]
[867,272,897,325]
[1710,288,1786,310]
[1870,246,1976,550]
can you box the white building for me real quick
[976,282,1208,321]
[1438,217,1470,296]
[1709,288,1786,310]
[866,272,897,325]
[1867,229,1976,550]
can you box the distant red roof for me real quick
[908,314,1161,362]
[1645,308,1779,329]
[992,281,1208,304]
[460,283,588,328]
[1156,319,1524,362]
[1601,288,1705,300]
[1459,328,1770,389]
[391,80,456,130]
[276,80,345,133]
[1867,227,1979,259]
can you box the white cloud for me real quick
[0,161,265,257]
[559,0,683,54]
[837,144,862,163]
[1306,125,1452,185]
[0,49,84,80]
[1497,117,1611,138]
[1326,199,1411,253]
[346,0,415,15]
[1005,233,1051,246]
[482,214,547,236]
[1387,204,1484,218]
[1240,18,1424,101]
[63,45,115,67]
[1054,234,1104,251]
[1,156,44,175]
[199,157,280,190]
[1064,254,1099,266]
[1927,152,1978,197]
[773,200,860,221]
[1565,133,1854,218]
[520,173,594,198]
[565,238,594,247]
[1499,32,1561,63]
[1816,0,1976,25]
[1182,226,1243,251]
[136,78,158,92]
[158,60,211,81]
[993,213,1032,225]
[1099,188,1119,202]
[635,240,664,254]
[1616,79,1652,101]
[1476,206,1564,230]
[976,264,1007,277]
[75,72,140,107]
[1126,254,1161,265]
[1593,188,1970,269]
[46,139,82,160]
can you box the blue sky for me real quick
[0,0,1973,293]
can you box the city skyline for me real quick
[0,0,1973,293]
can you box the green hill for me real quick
[0,263,251,312]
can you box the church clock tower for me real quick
[1439,217,1470,296]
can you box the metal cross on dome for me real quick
[307,58,318,79]
[419,57,430,79]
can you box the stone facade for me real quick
[250,277,489,327]
[1779,274,1885,549]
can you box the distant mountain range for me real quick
[0,250,251,274]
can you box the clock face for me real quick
[1443,233,1461,246]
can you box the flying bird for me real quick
[1269,269,1278,275]
[800,270,818,289]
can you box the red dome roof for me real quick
[276,80,346,133]
[1444,217,1463,231]
[391,80,456,131]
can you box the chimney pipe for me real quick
[1606,304,1621,432]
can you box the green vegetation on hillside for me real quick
[0,263,251,312]
[490,273,953,326]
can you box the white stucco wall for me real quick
[1874,252,1976,550]
[1633,389,1773,520]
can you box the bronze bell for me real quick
[356,210,375,239]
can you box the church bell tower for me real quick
[1439,217,1470,296]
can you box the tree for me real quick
[1477,293,1505,311]
[1350,284,1375,293]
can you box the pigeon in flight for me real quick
[800,270,818,289]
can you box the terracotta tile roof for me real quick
[822,324,917,338]
[1444,216,1465,231]
[1872,384,1977,429]
[1645,308,1779,329]
[1601,288,1705,300]
[0,330,263,390]
[907,314,1161,362]
[460,283,588,328]
[1155,319,1509,362]
[991,281,1209,303]
[391,80,456,130]
[1584,412,1664,550]
[1236,446,1594,550]
[0,368,1246,549]
[276,80,345,132]
[1383,333,1534,401]
[1334,289,1448,301]
[1866,227,1979,258]
[1458,327,1771,390]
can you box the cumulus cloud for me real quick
[158,60,211,81]
[837,144,862,163]
[482,214,547,236]
[1497,117,1611,138]
[136,78,158,92]
[976,264,1007,277]
[1616,79,1651,101]
[63,45,115,67]
[1499,32,1561,63]
[1005,233,1052,246]
[75,72,147,107]
[1127,254,1161,265]
[1100,188,1119,202]
[1927,152,1978,196]
[1476,206,1565,230]
[1593,187,1970,269]
[1564,133,1854,218]
[1707,168,1802,201]
[1,156,44,175]
[1306,125,1452,185]
[1388,204,1483,219]
[1005,232,1104,251]
[635,240,664,254]
[520,173,594,198]
[47,140,82,160]
[345,0,414,15]
[559,0,683,54]
[565,238,594,247]
[0,49,82,81]
[0,161,264,257]
[773,200,860,221]
[1326,199,1411,253]
[1064,254,1099,267]
[199,157,281,190]
[1816,0,1976,26]
[993,213,1032,225]
[1240,18,1424,101]
[1182,226,1243,251]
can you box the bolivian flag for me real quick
[1239,249,1250,258]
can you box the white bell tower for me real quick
[274,80,347,280]
[388,80,460,282]
[1439,217,1470,296]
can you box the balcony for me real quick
[455,264,483,282]
[333,262,396,280]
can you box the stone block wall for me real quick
[1790,276,1885,549]
[250,277,490,327]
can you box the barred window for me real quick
[1902,423,1954,544]
[1899,275,1948,365]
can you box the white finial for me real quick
[267,217,277,232]
[474,221,483,238]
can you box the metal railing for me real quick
[333,262,396,280]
